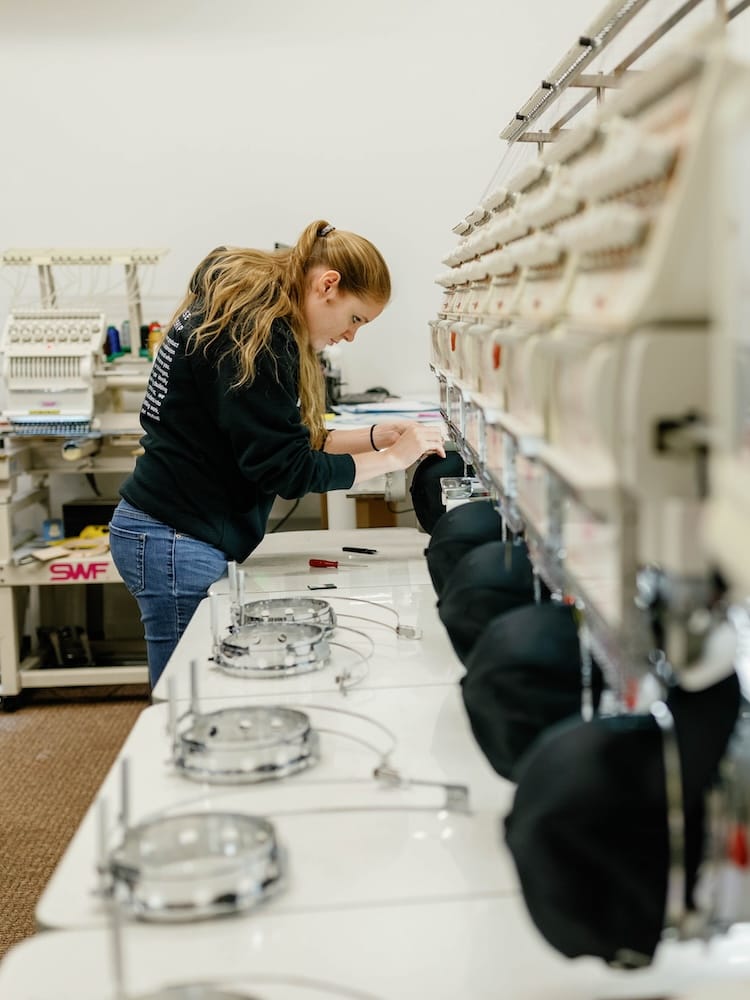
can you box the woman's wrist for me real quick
[352,445,402,484]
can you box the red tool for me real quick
[309,558,369,568]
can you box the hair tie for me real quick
[318,225,335,237]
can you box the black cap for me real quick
[461,601,600,778]
[425,500,503,596]
[438,540,541,664]
[409,452,469,535]
[504,671,740,967]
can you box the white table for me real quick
[79,685,507,806]
[36,685,515,931]
[152,583,461,703]
[7,899,750,1000]
[153,527,447,704]
[11,527,750,1000]
[231,526,432,592]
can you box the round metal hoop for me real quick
[236,597,336,633]
[175,705,320,783]
[109,812,284,922]
[215,623,330,677]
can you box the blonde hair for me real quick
[168,221,391,449]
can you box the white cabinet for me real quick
[0,435,147,708]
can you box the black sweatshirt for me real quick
[120,309,355,562]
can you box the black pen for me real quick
[342,546,378,555]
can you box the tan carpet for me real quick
[0,686,149,960]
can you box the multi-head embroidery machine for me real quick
[0,247,167,706]
[430,0,750,953]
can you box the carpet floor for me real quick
[0,685,150,961]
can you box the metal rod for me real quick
[550,88,598,133]
[210,591,220,652]
[167,676,177,749]
[613,0,705,72]
[97,797,109,894]
[228,560,238,605]
[189,658,200,717]
[119,758,130,832]
[108,883,127,1000]
[579,621,595,721]
[570,71,637,87]
[514,130,569,144]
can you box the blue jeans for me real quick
[109,499,227,687]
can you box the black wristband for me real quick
[369,424,379,451]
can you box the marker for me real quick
[342,546,377,555]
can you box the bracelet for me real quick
[369,424,379,451]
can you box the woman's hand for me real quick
[325,420,428,456]
[386,423,446,468]
[351,422,446,484]
[370,419,419,450]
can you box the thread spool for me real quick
[147,323,163,359]
[106,326,121,355]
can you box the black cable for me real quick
[85,472,102,497]
[270,498,301,533]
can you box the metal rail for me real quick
[500,0,747,144]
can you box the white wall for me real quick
[0,0,604,397]
[1,0,747,397]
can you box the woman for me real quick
[110,220,445,686]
